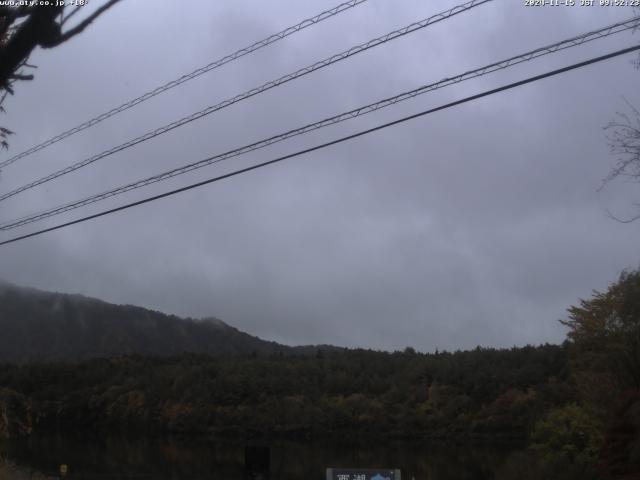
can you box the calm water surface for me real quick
[1,434,523,480]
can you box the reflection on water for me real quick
[1,434,522,480]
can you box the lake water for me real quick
[1,435,523,480]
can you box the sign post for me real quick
[326,468,401,480]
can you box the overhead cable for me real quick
[1,44,638,247]
[0,0,492,202]
[0,0,370,169]
[1,16,637,231]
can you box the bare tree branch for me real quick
[606,208,640,224]
[60,5,83,27]
[44,0,122,47]
[9,73,33,81]
[0,126,12,151]
[602,98,640,185]
[603,97,640,222]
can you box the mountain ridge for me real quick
[0,280,333,362]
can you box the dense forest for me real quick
[0,268,639,479]
[0,344,570,440]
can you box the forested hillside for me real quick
[0,281,296,361]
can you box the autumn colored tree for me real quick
[561,268,640,411]
[561,269,640,478]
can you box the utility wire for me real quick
[1,44,638,248]
[1,16,637,231]
[0,0,492,203]
[0,0,370,170]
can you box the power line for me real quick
[2,16,637,231]
[0,0,492,203]
[0,0,370,170]
[3,16,636,229]
[1,44,638,248]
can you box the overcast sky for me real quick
[0,0,639,351]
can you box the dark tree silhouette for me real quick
[0,1,122,148]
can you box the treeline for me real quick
[0,343,571,441]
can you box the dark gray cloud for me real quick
[1,0,639,351]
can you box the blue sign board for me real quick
[326,468,401,480]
